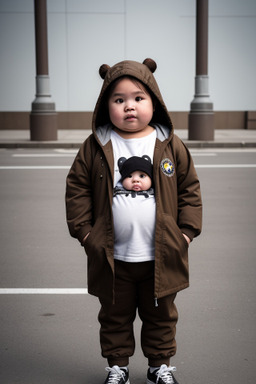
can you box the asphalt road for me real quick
[0,147,256,384]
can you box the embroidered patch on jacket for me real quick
[160,158,175,177]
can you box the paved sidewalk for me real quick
[1,129,256,148]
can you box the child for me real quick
[114,155,154,197]
[66,58,202,384]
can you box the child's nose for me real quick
[125,103,135,111]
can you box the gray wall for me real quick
[0,0,256,113]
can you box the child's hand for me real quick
[182,233,191,245]
[82,232,90,246]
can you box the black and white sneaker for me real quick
[104,365,130,384]
[147,364,179,384]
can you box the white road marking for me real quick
[55,149,78,153]
[191,148,256,153]
[12,154,75,157]
[0,166,70,169]
[0,288,88,294]
[195,164,256,168]
[1,164,256,170]
[191,153,217,156]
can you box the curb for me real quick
[0,142,82,149]
[1,141,256,149]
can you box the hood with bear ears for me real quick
[92,58,174,135]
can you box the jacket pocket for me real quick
[162,213,188,252]
[83,216,106,257]
[159,213,189,291]
[83,216,112,297]
[84,216,107,282]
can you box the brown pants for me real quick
[98,260,178,367]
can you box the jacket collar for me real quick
[95,123,172,146]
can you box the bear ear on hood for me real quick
[143,58,157,73]
[99,64,111,79]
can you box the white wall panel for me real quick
[0,0,32,12]
[66,0,125,13]
[0,12,34,110]
[47,12,68,110]
[209,15,256,110]
[0,0,255,112]
[65,13,125,110]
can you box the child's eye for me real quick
[135,96,143,102]
[140,174,146,178]
[115,98,124,104]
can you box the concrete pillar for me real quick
[30,0,57,141]
[188,0,214,141]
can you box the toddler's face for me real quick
[122,171,152,192]
[108,78,154,136]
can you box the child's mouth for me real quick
[125,115,136,120]
[132,184,141,191]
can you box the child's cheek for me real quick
[109,106,121,125]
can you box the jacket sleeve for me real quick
[65,138,94,244]
[172,134,203,241]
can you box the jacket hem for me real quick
[156,283,189,299]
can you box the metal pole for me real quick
[196,0,208,76]
[30,0,57,141]
[188,0,214,141]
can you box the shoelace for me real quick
[155,364,177,384]
[105,365,126,384]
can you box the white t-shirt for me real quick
[111,129,156,262]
